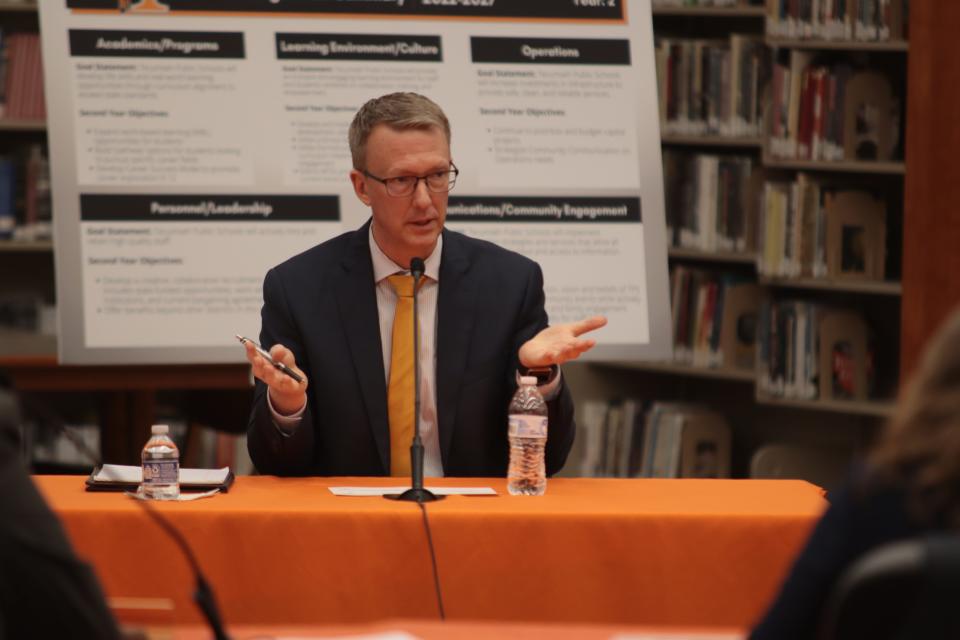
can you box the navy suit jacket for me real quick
[247,221,576,477]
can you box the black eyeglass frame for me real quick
[362,163,459,197]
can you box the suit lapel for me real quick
[334,222,390,474]
[436,229,477,468]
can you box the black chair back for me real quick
[820,534,960,640]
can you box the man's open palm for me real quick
[519,315,608,368]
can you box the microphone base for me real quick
[384,487,446,503]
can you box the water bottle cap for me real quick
[519,376,538,386]
[151,424,169,435]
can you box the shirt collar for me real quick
[369,224,442,283]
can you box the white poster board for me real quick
[39,0,670,364]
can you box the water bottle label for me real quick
[509,414,547,438]
[143,460,179,484]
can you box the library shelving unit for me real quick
[574,0,910,481]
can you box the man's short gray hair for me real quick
[348,92,451,170]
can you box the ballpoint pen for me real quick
[235,334,305,383]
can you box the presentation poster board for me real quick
[39,0,671,364]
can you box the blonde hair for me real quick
[868,307,960,526]
[348,92,451,170]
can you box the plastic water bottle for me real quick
[141,424,180,500]
[507,376,548,496]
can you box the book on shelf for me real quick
[640,403,732,478]
[671,265,761,369]
[758,300,876,401]
[655,34,768,138]
[765,0,908,43]
[758,174,886,280]
[576,400,732,479]
[29,422,100,469]
[0,143,52,242]
[663,149,763,253]
[768,50,900,163]
[0,156,13,239]
[579,399,646,478]
[0,30,45,121]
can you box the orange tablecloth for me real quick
[167,619,744,639]
[36,476,825,628]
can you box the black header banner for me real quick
[447,196,641,223]
[69,30,245,58]
[471,37,630,65]
[67,1,624,20]
[276,33,442,61]
[80,195,340,222]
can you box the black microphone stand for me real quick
[136,499,231,640]
[386,258,444,503]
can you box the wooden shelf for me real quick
[661,133,764,148]
[0,330,56,359]
[597,360,756,382]
[652,4,766,17]
[765,36,909,52]
[0,239,53,253]
[762,153,906,175]
[759,276,902,296]
[668,247,756,265]
[756,393,895,417]
[0,2,37,13]
[0,118,46,131]
[0,356,252,391]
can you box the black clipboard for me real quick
[85,465,235,493]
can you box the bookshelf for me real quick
[0,239,52,253]
[761,154,906,175]
[566,0,912,483]
[754,394,895,418]
[0,119,45,132]
[765,37,909,53]
[0,2,37,13]
[0,0,50,357]
[758,275,902,296]
[667,247,756,264]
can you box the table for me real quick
[36,476,825,629]
[165,619,744,639]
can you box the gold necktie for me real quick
[387,273,423,477]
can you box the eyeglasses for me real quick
[363,163,459,197]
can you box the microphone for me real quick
[135,499,230,640]
[386,257,443,503]
[36,410,231,639]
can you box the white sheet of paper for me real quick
[96,463,230,485]
[125,489,221,502]
[329,486,497,497]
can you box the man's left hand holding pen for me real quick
[240,338,309,417]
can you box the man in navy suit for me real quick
[245,92,606,477]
